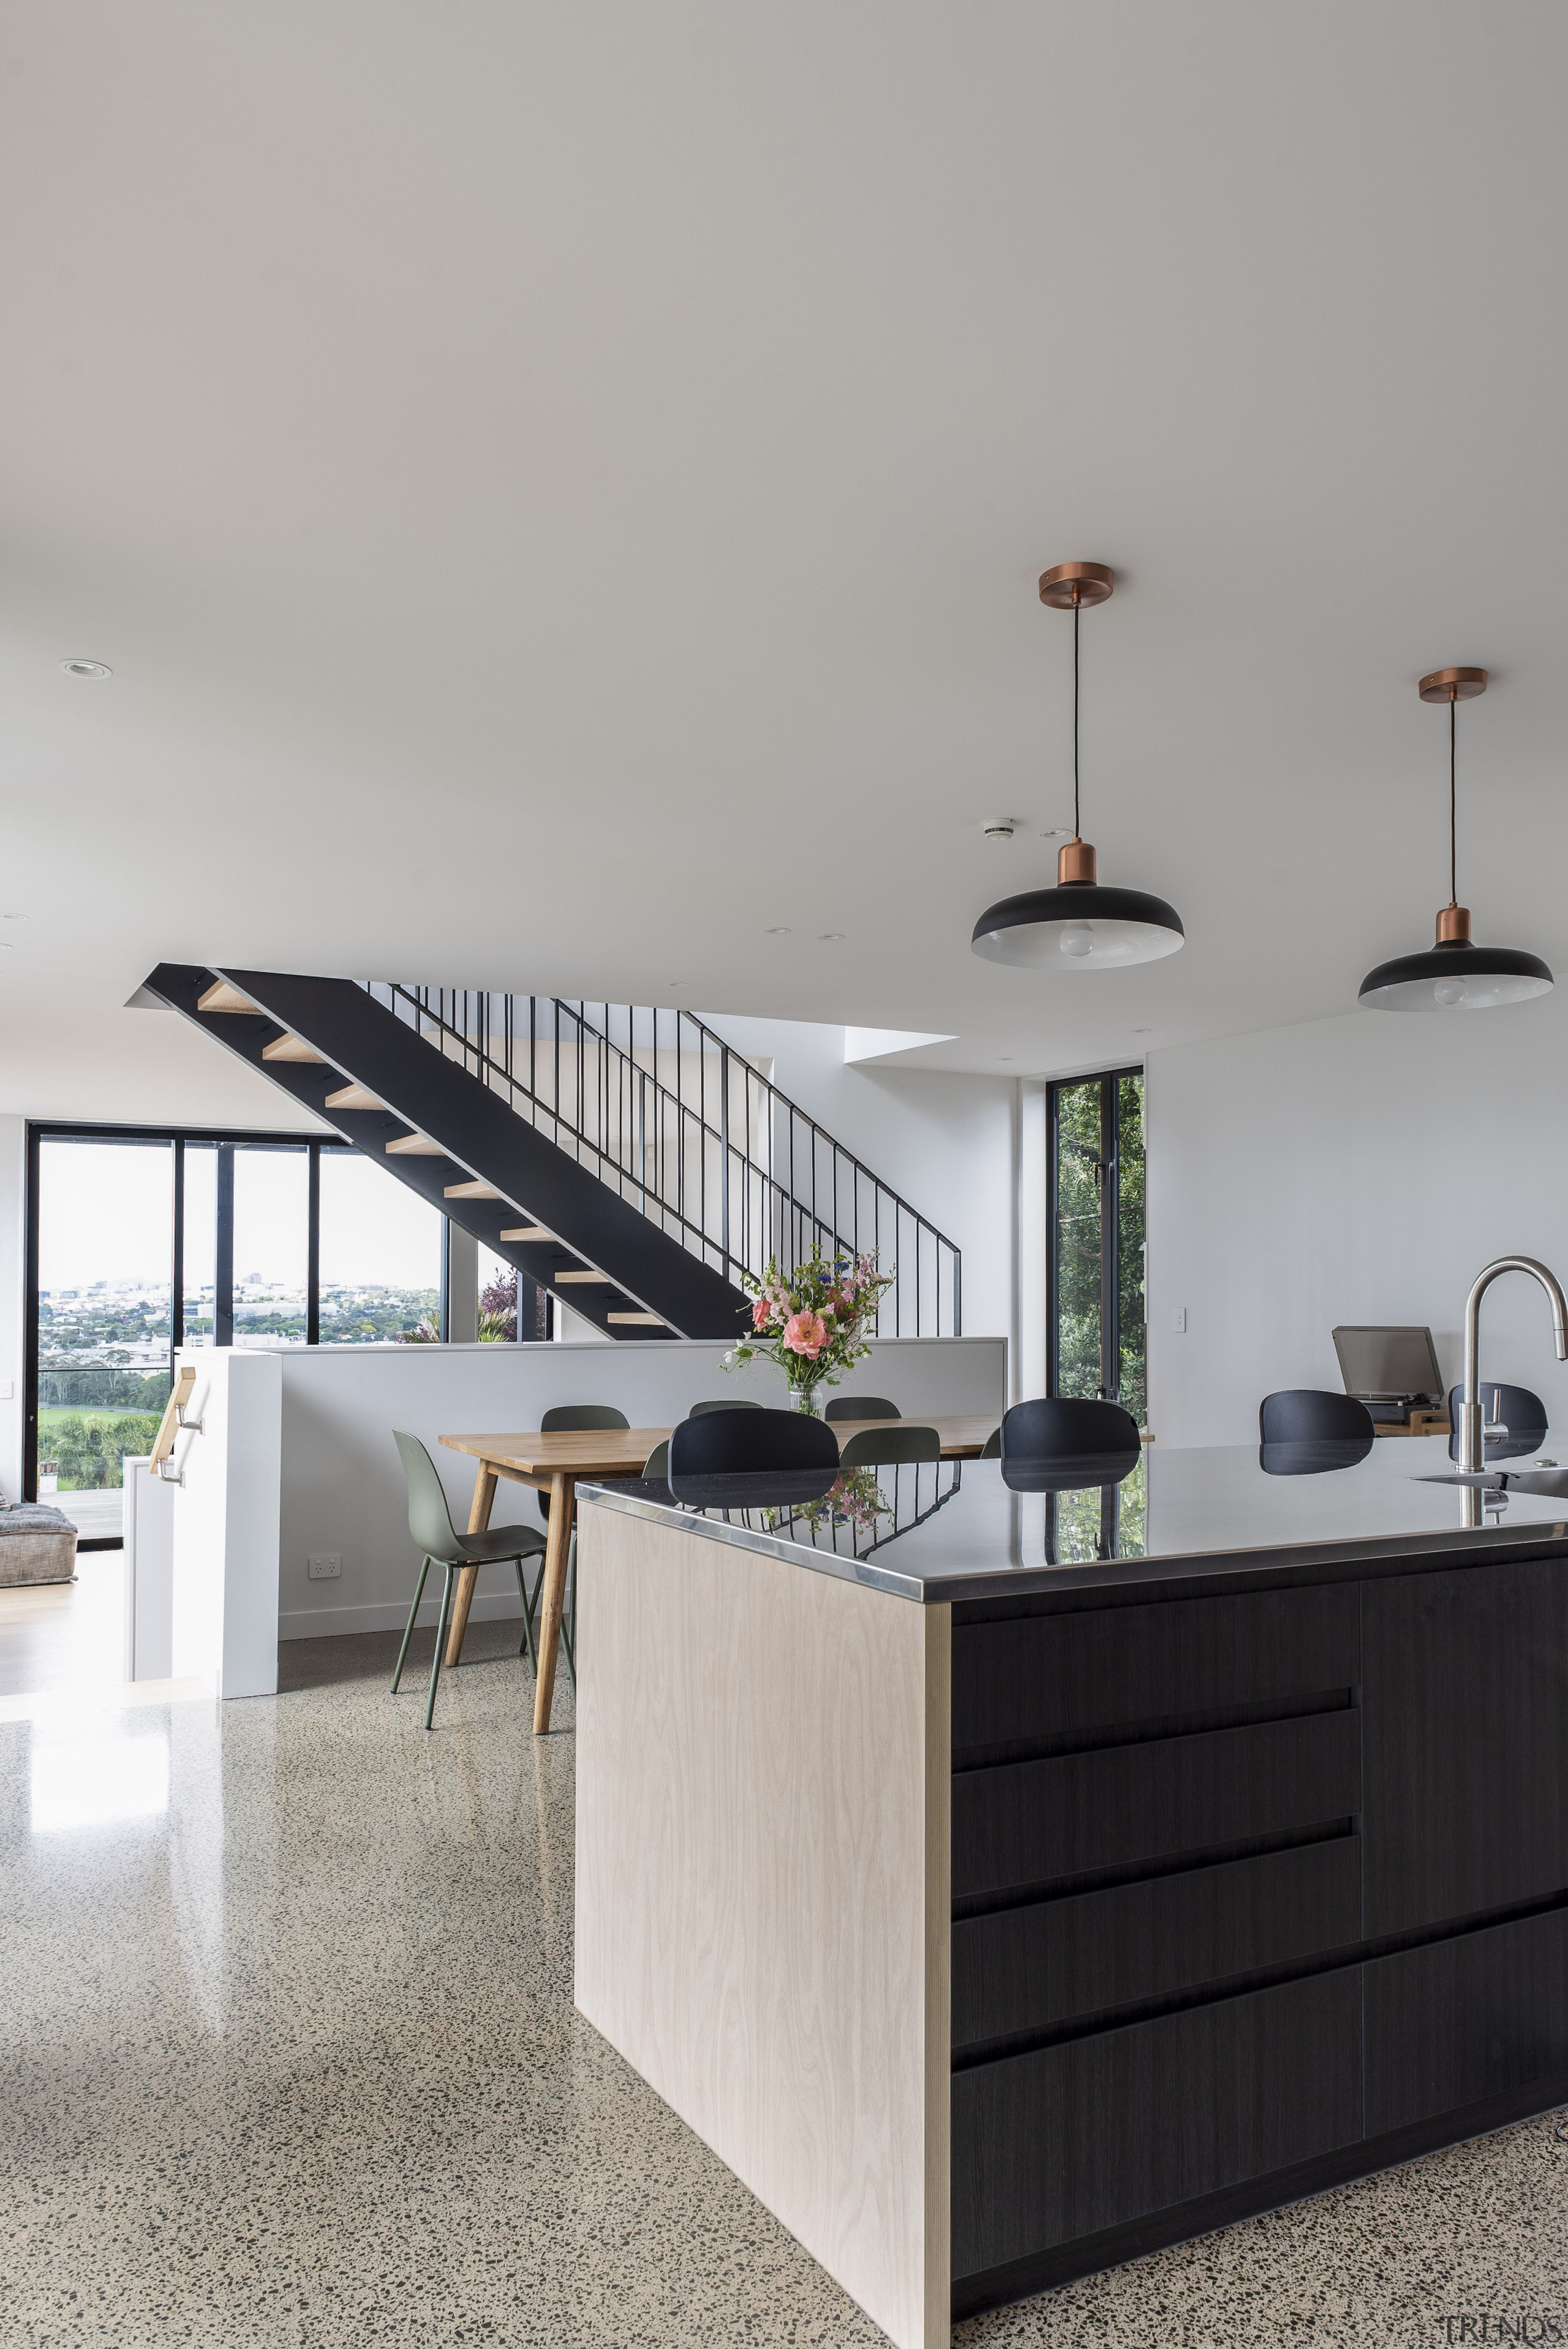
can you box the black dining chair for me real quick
[1447,1381,1548,1463]
[1002,1397,1140,1459]
[390,1432,547,1730]
[824,1395,901,1423]
[838,1423,940,1466]
[1259,1390,1376,1445]
[998,1397,1142,1492]
[669,1406,840,1476]
[688,1398,763,1416]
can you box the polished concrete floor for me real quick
[1,1588,1566,2347]
[0,1552,127,1699]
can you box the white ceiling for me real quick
[4,0,1568,1104]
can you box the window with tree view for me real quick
[1050,1067,1146,1426]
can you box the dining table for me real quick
[437,1414,1005,1732]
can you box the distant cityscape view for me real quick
[39,1276,441,1490]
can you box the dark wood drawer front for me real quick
[952,1836,1362,2051]
[951,1969,1363,2279]
[953,1583,1359,1757]
[1363,1560,1568,1936]
[1365,1906,1568,2136]
[952,1710,1362,1902]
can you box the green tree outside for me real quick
[40,1411,163,1490]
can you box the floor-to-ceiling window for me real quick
[32,1136,175,1536]
[26,1125,448,1528]
[317,1147,442,1343]
[1049,1067,1146,1423]
[1045,1066,1147,1565]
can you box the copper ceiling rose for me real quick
[1038,561,1115,611]
[971,562,1184,971]
[1359,666,1553,1012]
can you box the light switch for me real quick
[1172,1307,1187,1332]
[0,1381,13,1400]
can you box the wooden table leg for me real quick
[444,1466,499,1667]
[532,1471,573,1735]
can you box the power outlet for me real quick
[1172,1306,1187,1332]
[307,1554,342,1580]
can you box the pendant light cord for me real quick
[1073,592,1081,839]
[1455,685,1464,907]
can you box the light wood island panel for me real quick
[574,1498,952,2349]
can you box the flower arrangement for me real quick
[724,1245,894,1413]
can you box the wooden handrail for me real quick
[149,1365,197,1472]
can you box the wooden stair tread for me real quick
[443,1180,501,1199]
[324,1082,383,1111]
[385,1134,447,1156]
[607,1311,663,1325]
[197,981,262,1015]
[554,1269,611,1283]
[500,1226,552,1243]
[262,1034,326,1064]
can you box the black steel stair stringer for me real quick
[143,962,750,1341]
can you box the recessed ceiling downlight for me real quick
[971,564,1183,971]
[1359,669,1553,1013]
[59,658,111,679]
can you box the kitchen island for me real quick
[573,1439,1568,2348]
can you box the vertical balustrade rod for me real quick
[720,1042,731,1278]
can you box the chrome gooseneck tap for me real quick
[1460,1257,1568,1473]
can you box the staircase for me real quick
[144,967,962,1344]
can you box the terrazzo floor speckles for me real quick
[2,1626,1565,2348]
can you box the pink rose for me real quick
[783,1310,829,1359]
[752,1294,775,1330]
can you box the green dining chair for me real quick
[824,1395,902,1423]
[390,1430,547,1730]
[980,1427,1002,1458]
[540,1404,631,1432]
[535,1405,630,1687]
[688,1398,762,1415]
[641,1439,670,1479]
[839,1423,941,1467]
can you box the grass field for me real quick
[37,1405,162,1432]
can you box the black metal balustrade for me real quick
[362,987,962,1337]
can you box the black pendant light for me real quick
[971,562,1183,970]
[1359,668,1553,1012]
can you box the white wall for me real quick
[1145,992,1568,1447]
[703,1012,1030,1367]
[170,1347,282,1699]
[0,1115,24,1503]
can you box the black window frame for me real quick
[23,1118,463,1513]
[1046,1065,1145,1411]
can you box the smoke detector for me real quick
[982,818,1019,842]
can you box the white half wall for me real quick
[170,1347,282,1699]
[176,1332,1007,1651]
[1145,994,1568,1448]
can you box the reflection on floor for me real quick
[0,1550,126,1699]
[51,1488,126,1542]
[1,1629,1566,2347]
